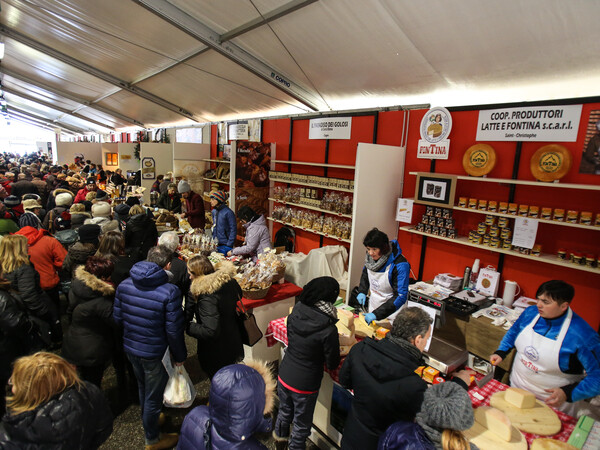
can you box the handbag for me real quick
[236,299,263,347]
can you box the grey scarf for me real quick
[364,248,392,272]
[386,334,423,362]
[314,300,338,320]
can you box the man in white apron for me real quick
[490,280,600,417]
[356,228,411,325]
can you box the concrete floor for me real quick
[97,334,320,450]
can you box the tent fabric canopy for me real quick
[1,0,600,134]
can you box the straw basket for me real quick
[242,284,271,300]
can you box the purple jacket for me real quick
[231,215,271,259]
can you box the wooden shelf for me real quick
[202,159,230,164]
[273,159,355,170]
[409,172,600,191]
[269,198,352,218]
[267,217,351,243]
[400,226,600,274]
[270,176,354,193]
[201,177,229,185]
[421,204,600,232]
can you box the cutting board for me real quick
[490,391,561,435]
[530,438,577,449]
[464,420,527,449]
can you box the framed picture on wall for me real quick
[105,152,118,166]
[414,172,457,207]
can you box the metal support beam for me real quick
[7,112,76,135]
[0,25,199,122]
[0,67,145,128]
[2,86,115,131]
[221,0,318,42]
[133,0,325,111]
[8,106,88,134]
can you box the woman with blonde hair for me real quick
[185,255,244,379]
[0,235,59,344]
[0,352,113,448]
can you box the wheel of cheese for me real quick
[463,144,497,176]
[530,438,578,450]
[530,144,572,182]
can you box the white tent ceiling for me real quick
[1,0,600,135]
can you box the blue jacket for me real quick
[358,240,411,320]
[211,204,236,247]
[114,261,186,363]
[378,421,435,450]
[178,363,273,450]
[496,305,600,402]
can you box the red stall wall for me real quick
[211,102,600,330]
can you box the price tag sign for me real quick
[396,198,414,223]
[511,217,538,249]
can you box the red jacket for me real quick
[74,186,92,203]
[16,226,67,290]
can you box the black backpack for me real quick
[274,226,295,253]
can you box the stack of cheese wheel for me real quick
[336,309,357,356]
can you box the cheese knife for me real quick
[475,364,495,388]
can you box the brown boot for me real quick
[144,433,179,450]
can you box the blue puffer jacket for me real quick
[178,362,275,450]
[378,421,435,450]
[114,261,186,363]
[211,204,236,247]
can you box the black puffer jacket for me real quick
[278,302,340,392]
[125,213,158,262]
[339,338,428,450]
[3,264,50,319]
[0,288,34,381]
[0,381,113,449]
[62,266,115,368]
[185,261,243,379]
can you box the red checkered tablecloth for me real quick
[469,378,576,445]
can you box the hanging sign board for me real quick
[141,157,156,179]
[229,123,249,140]
[418,106,452,159]
[309,117,352,139]
[511,217,539,249]
[476,105,582,142]
[396,198,414,223]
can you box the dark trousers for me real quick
[274,382,319,450]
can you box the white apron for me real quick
[510,308,584,417]
[367,264,402,323]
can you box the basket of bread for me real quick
[237,263,273,300]
[257,249,286,283]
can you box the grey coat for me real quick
[230,215,271,259]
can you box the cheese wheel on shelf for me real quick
[474,406,512,442]
[505,387,536,409]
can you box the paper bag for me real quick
[476,267,500,296]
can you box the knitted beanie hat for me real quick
[77,224,101,244]
[91,201,111,218]
[4,195,20,207]
[86,177,96,185]
[210,190,227,204]
[55,192,74,207]
[416,381,474,431]
[298,276,340,306]
[178,180,191,194]
[95,190,109,202]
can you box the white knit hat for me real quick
[55,192,74,207]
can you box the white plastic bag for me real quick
[163,365,195,408]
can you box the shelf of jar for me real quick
[201,177,229,185]
[273,159,355,170]
[270,176,354,193]
[267,217,351,244]
[269,198,352,218]
[415,202,600,231]
[201,159,230,164]
[409,172,600,191]
[399,226,600,274]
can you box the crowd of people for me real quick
[0,152,598,450]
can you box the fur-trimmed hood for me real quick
[244,359,276,415]
[190,260,237,296]
[74,265,115,296]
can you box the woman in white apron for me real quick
[356,228,411,325]
[491,280,600,418]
